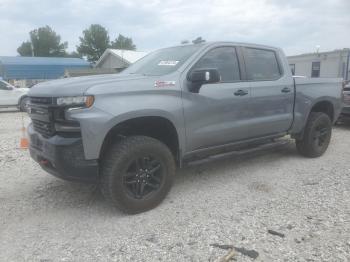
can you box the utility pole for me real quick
[315,45,320,55]
[31,42,34,57]
[346,49,350,81]
[121,41,124,66]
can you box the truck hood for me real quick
[28,73,150,97]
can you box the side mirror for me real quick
[187,68,220,93]
[189,68,220,84]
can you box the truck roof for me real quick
[173,41,280,51]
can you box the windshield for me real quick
[0,80,14,90]
[123,44,204,76]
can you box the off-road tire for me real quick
[101,136,175,214]
[296,112,332,158]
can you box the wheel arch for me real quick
[309,100,335,122]
[99,115,182,166]
[292,99,335,140]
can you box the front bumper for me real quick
[28,123,99,183]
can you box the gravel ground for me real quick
[0,110,349,262]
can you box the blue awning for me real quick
[0,56,90,80]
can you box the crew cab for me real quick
[27,42,343,213]
[0,80,29,111]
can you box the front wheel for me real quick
[295,112,332,158]
[101,136,175,214]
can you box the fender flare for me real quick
[292,98,336,140]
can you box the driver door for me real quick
[183,46,252,152]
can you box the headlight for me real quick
[56,95,94,108]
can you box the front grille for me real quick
[32,119,55,138]
[29,96,55,138]
[30,97,53,105]
[29,97,79,138]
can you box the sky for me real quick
[0,0,349,56]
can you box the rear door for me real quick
[183,46,251,152]
[242,47,294,137]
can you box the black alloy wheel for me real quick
[296,112,332,158]
[312,124,331,148]
[123,156,164,199]
[101,136,175,214]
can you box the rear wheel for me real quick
[296,112,332,158]
[101,136,175,214]
[19,97,29,112]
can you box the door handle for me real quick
[281,87,291,93]
[234,89,248,96]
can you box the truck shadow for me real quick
[29,140,298,216]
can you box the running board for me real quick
[184,139,290,166]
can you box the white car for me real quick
[0,80,29,111]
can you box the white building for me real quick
[95,49,148,72]
[288,49,350,80]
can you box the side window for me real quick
[244,48,281,80]
[0,81,10,90]
[192,47,240,82]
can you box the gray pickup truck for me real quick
[27,42,343,213]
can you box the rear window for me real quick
[244,48,281,81]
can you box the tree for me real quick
[181,40,189,44]
[17,41,33,56]
[192,37,206,44]
[17,26,67,57]
[77,24,110,62]
[111,34,136,50]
